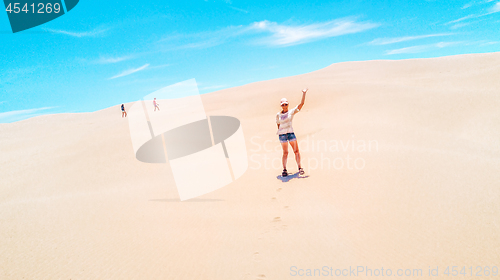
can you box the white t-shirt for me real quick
[276,105,300,135]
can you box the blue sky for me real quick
[0,0,499,122]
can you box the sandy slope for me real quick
[1,52,499,279]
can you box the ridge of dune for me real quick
[1,52,499,279]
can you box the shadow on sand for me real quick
[277,172,309,182]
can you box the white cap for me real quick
[280,98,288,105]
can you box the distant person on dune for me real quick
[276,88,307,177]
[153,98,160,111]
[121,104,127,118]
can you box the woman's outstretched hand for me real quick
[298,88,307,110]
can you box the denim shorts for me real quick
[279,132,297,143]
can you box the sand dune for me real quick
[1,52,499,279]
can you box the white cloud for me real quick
[489,1,500,12]
[447,14,477,24]
[450,22,470,29]
[462,3,472,9]
[149,64,171,69]
[159,26,245,50]
[44,27,109,37]
[480,41,500,45]
[386,42,461,55]
[368,33,453,45]
[94,55,134,64]
[462,0,495,9]
[0,107,55,123]
[204,0,248,12]
[229,6,249,13]
[448,1,500,25]
[249,18,379,46]
[108,64,150,80]
[386,45,430,55]
[158,18,379,50]
[435,42,459,48]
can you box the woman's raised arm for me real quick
[298,88,307,111]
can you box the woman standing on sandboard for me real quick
[276,88,307,177]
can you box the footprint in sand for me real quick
[271,197,276,200]
[253,252,262,262]
[277,188,282,192]
[258,229,270,239]
[257,274,266,280]
[284,206,290,209]
[273,217,281,222]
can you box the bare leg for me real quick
[281,142,289,169]
[289,140,301,169]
